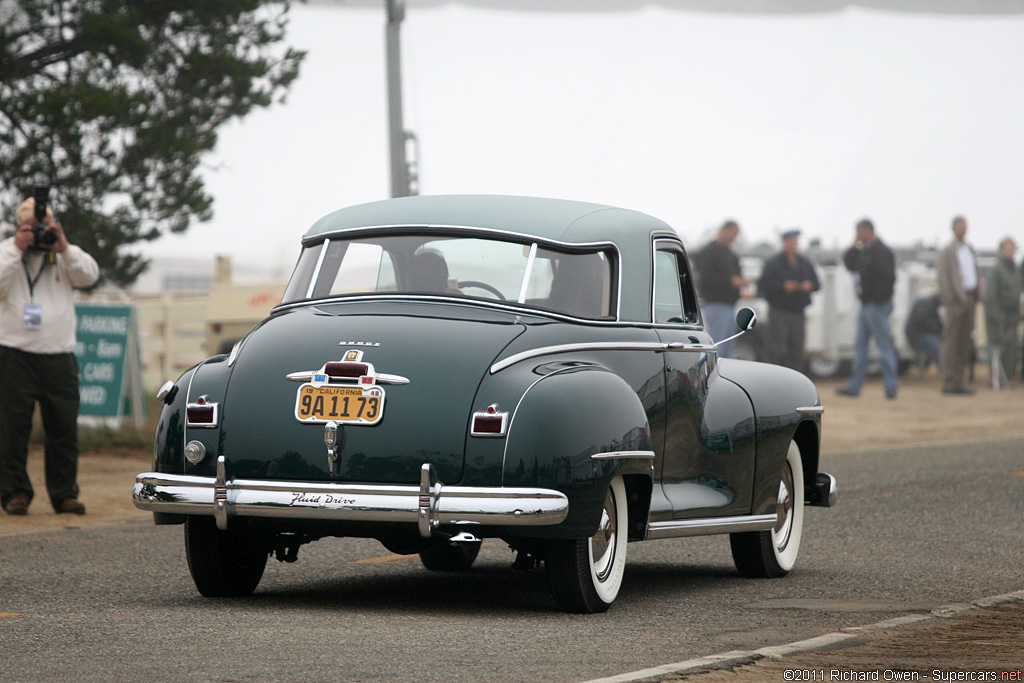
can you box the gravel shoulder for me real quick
[659,599,1024,682]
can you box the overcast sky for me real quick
[135,2,1024,284]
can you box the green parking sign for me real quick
[74,304,144,426]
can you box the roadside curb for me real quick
[580,589,1024,683]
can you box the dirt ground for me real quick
[3,372,1024,535]
[664,599,1024,682]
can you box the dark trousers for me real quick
[0,346,81,509]
[768,307,807,371]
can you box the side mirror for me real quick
[736,307,757,332]
[713,307,757,351]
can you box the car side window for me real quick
[654,246,700,325]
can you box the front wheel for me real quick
[185,516,269,597]
[730,440,805,577]
[546,476,628,613]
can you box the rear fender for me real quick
[153,355,232,477]
[501,366,654,539]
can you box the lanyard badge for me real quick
[23,303,42,331]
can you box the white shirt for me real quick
[0,238,100,354]
[956,242,978,292]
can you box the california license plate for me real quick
[294,384,384,424]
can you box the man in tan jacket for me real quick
[935,216,979,395]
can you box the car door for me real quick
[651,239,756,519]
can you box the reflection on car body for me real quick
[134,195,837,613]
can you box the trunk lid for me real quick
[219,301,525,484]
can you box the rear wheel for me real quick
[730,440,804,577]
[185,516,268,597]
[546,476,628,613]
[418,540,481,571]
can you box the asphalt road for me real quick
[2,435,1022,683]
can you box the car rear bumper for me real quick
[133,458,569,536]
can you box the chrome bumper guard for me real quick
[807,472,838,507]
[133,459,569,536]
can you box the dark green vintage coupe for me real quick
[134,195,836,613]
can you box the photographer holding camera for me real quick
[0,189,99,516]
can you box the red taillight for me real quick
[324,362,370,378]
[471,405,508,437]
[472,415,505,434]
[186,398,218,427]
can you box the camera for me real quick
[31,185,57,249]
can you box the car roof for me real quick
[304,194,676,246]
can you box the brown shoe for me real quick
[55,497,86,515]
[4,496,29,516]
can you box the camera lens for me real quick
[32,224,57,248]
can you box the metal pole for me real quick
[385,0,410,198]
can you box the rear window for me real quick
[282,233,616,319]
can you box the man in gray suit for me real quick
[935,216,979,395]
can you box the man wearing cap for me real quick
[757,229,820,371]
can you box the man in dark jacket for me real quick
[693,220,749,358]
[836,218,899,399]
[757,229,820,371]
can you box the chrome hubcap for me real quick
[773,461,794,552]
[590,490,617,581]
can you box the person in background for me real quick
[904,292,943,370]
[693,220,749,358]
[757,228,820,371]
[836,218,899,399]
[984,236,1022,387]
[935,216,979,395]
[0,194,100,516]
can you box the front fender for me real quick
[501,366,653,538]
[717,358,822,515]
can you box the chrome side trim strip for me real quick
[490,341,714,374]
[278,294,618,326]
[646,513,778,540]
[134,470,569,534]
[227,339,243,367]
[590,450,656,460]
[796,405,825,415]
